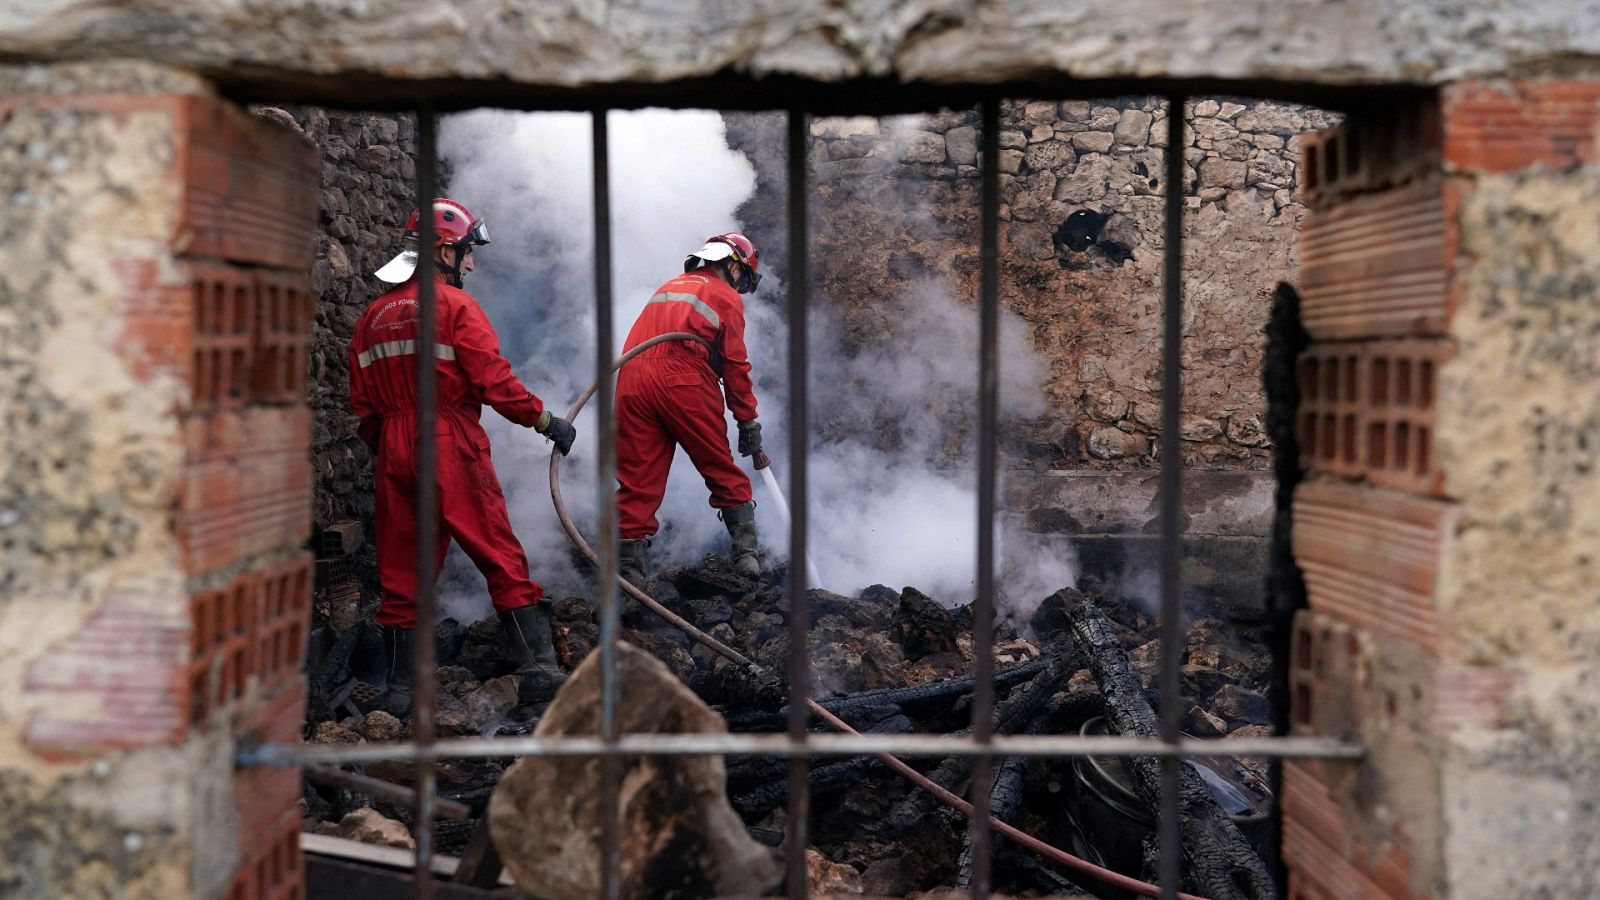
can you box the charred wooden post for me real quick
[1058,588,1276,900]
[954,714,1045,888]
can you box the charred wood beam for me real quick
[305,765,472,820]
[1058,589,1276,900]
[809,657,1050,718]
[879,647,1079,837]
[729,720,915,813]
[721,658,1049,733]
[729,713,915,805]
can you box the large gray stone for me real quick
[488,642,780,900]
[898,129,946,163]
[944,124,978,165]
[1114,109,1153,146]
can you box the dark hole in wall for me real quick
[1052,208,1134,269]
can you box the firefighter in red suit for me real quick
[351,198,577,716]
[616,232,766,585]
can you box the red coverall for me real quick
[617,270,759,540]
[349,274,547,629]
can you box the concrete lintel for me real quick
[1,2,1599,107]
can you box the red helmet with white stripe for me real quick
[375,198,491,284]
[685,231,762,293]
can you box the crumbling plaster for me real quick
[0,61,194,765]
[2,1,1600,91]
[1432,167,1600,898]
[0,61,246,899]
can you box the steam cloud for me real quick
[434,109,1075,626]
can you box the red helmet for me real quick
[375,198,491,283]
[684,231,762,293]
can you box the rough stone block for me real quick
[898,129,946,163]
[1113,108,1152,145]
[1198,157,1247,189]
[1024,138,1073,171]
[489,642,780,899]
[1071,130,1115,154]
[944,124,977,165]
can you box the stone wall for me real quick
[253,106,419,592]
[259,108,416,528]
[731,98,1335,471]
[726,98,1333,610]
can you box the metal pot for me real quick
[1068,716,1274,880]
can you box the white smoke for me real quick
[434,109,1075,625]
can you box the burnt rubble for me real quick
[302,553,1280,897]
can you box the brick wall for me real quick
[1279,82,1592,896]
[175,95,316,899]
[5,84,317,898]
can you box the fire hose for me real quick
[547,331,1207,900]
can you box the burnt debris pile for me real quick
[302,553,1280,897]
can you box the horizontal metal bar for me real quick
[242,733,1363,767]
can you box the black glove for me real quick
[538,413,577,456]
[736,420,762,458]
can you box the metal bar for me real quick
[591,107,622,900]
[1158,92,1187,900]
[413,106,440,900]
[784,105,812,900]
[241,733,1366,765]
[969,95,1001,900]
[304,765,471,821]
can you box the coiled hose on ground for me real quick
[547,331,1207,900]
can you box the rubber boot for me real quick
[362,626,414,720]
[500,603,567,706]
[618,538,650,588]
[721,501,762,578]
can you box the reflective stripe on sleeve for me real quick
[646,291,721,329]
[356,340,458,368]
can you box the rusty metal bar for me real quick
[591,107,622,900]
[969,95,1001,900]
[1158,92,1187,900]
[784,105,812,900]
[243,732,1364,765]
[305,765,471,820]
[412,105,440,900]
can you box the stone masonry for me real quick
[727,98,1335,609]
[251,106,419,598]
